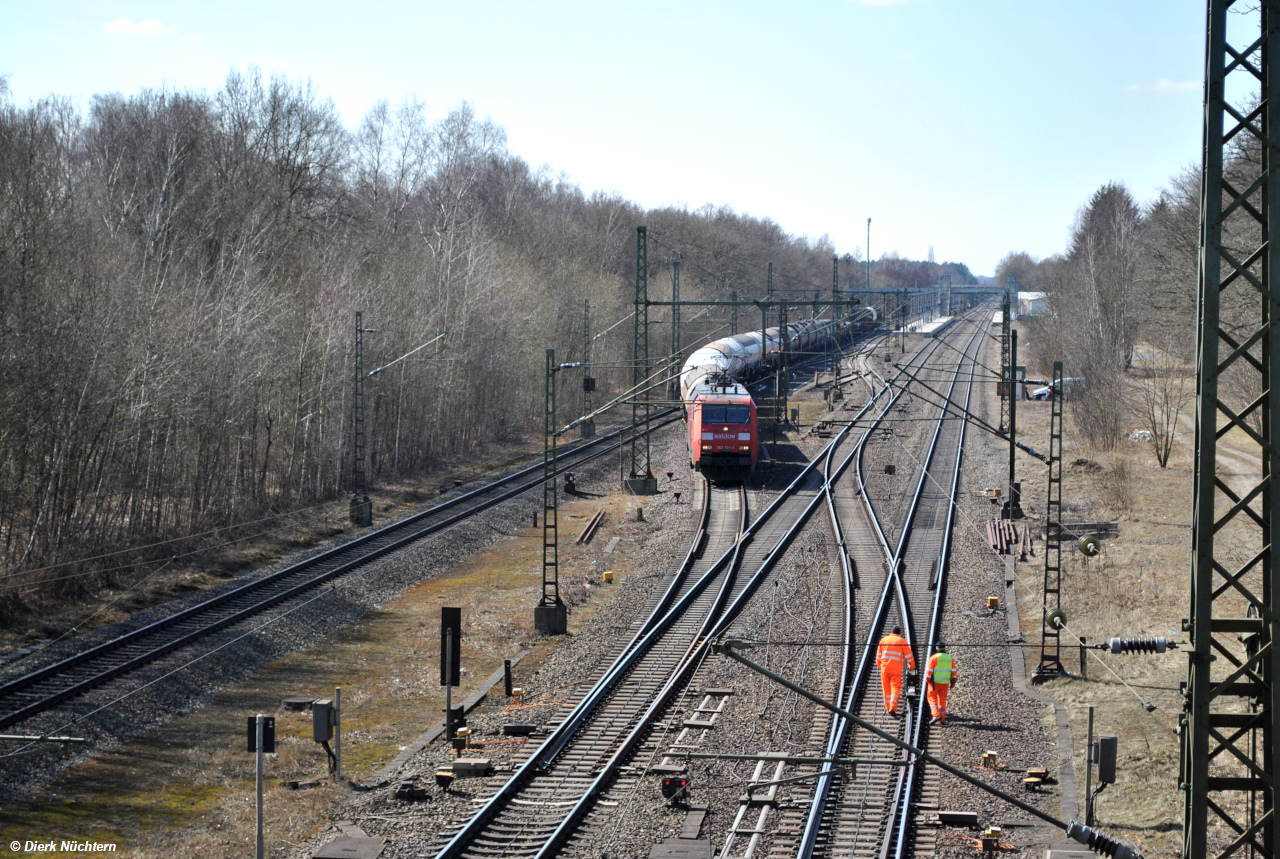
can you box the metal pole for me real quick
[354,312,366,499]
[833,254,840,325]
[1007,329,1018,519]
[1184,5,1279,853]
[1035,361,1065,680]
[334,686,342,781]
[999,283,1012,434]
[1086,705,1095,827]
[445,630,453,739]
[350,312,371,526]
[629,226,653,489]
[866,218,871,293]
[582,299,594,430]
[255,713,264,859]
[671,258,681,393]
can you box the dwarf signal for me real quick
[661,776,691,806]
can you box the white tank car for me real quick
[679,319,837,402]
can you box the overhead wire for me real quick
[860,318,1182,736]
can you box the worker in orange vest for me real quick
[876,625,915,715]
[925,643,958,725]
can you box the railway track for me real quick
[696,321,973,859]
[430,333,900,858]
[427,478,749,857]
[799,310,989,859]
[0,412,680,734]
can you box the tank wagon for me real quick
[679,308,876,479]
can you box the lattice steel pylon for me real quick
[535,348,566,634]
[349,311,372,526]
[999,277,1016,434]
[1183,3,1279,855]
[1033,361,1064,681]
[670,256,681,398]
[628,226,655,493]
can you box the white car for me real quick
[1031,378,1086,400]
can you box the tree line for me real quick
[998,154,1236,464]
[1,68,917,620]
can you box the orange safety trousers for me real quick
[881,667,904,713]
[926,681,950,721]
[877,634,915,713]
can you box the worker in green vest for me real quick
[925,643,958,726]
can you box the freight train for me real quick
[679,308,877,478]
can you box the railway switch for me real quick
[981,751,999,767]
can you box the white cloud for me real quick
[1151,77,1199,94]
[103,18,178,36]
[1125,78,1200,94]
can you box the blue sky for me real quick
[0,1,1206,276]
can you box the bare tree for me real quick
[1030,184,1143,450]
[1134,337,1193,467]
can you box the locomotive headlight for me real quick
[701,445,711,451]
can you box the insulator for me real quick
[1066,821,1140,858]
[1107,636,1167,655]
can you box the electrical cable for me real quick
[866,345,1182,736]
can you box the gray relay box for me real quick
[313,698,335,742]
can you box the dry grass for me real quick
[0,488,646,858]
[1007,351,1268,858]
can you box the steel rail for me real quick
[879,313,986,859]
[432,482,748,858]
[536,332,948,858]
[530,487,753,858]
[794,309,988,858]
[434,333,885,858]
[794,323,967,857]
[0,411,681,732]
[437,427,854,856]
[890,313,982,859]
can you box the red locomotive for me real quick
[679,319,843,479]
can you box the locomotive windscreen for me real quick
[701,405,751,424]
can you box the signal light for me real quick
[661,777,690,801]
